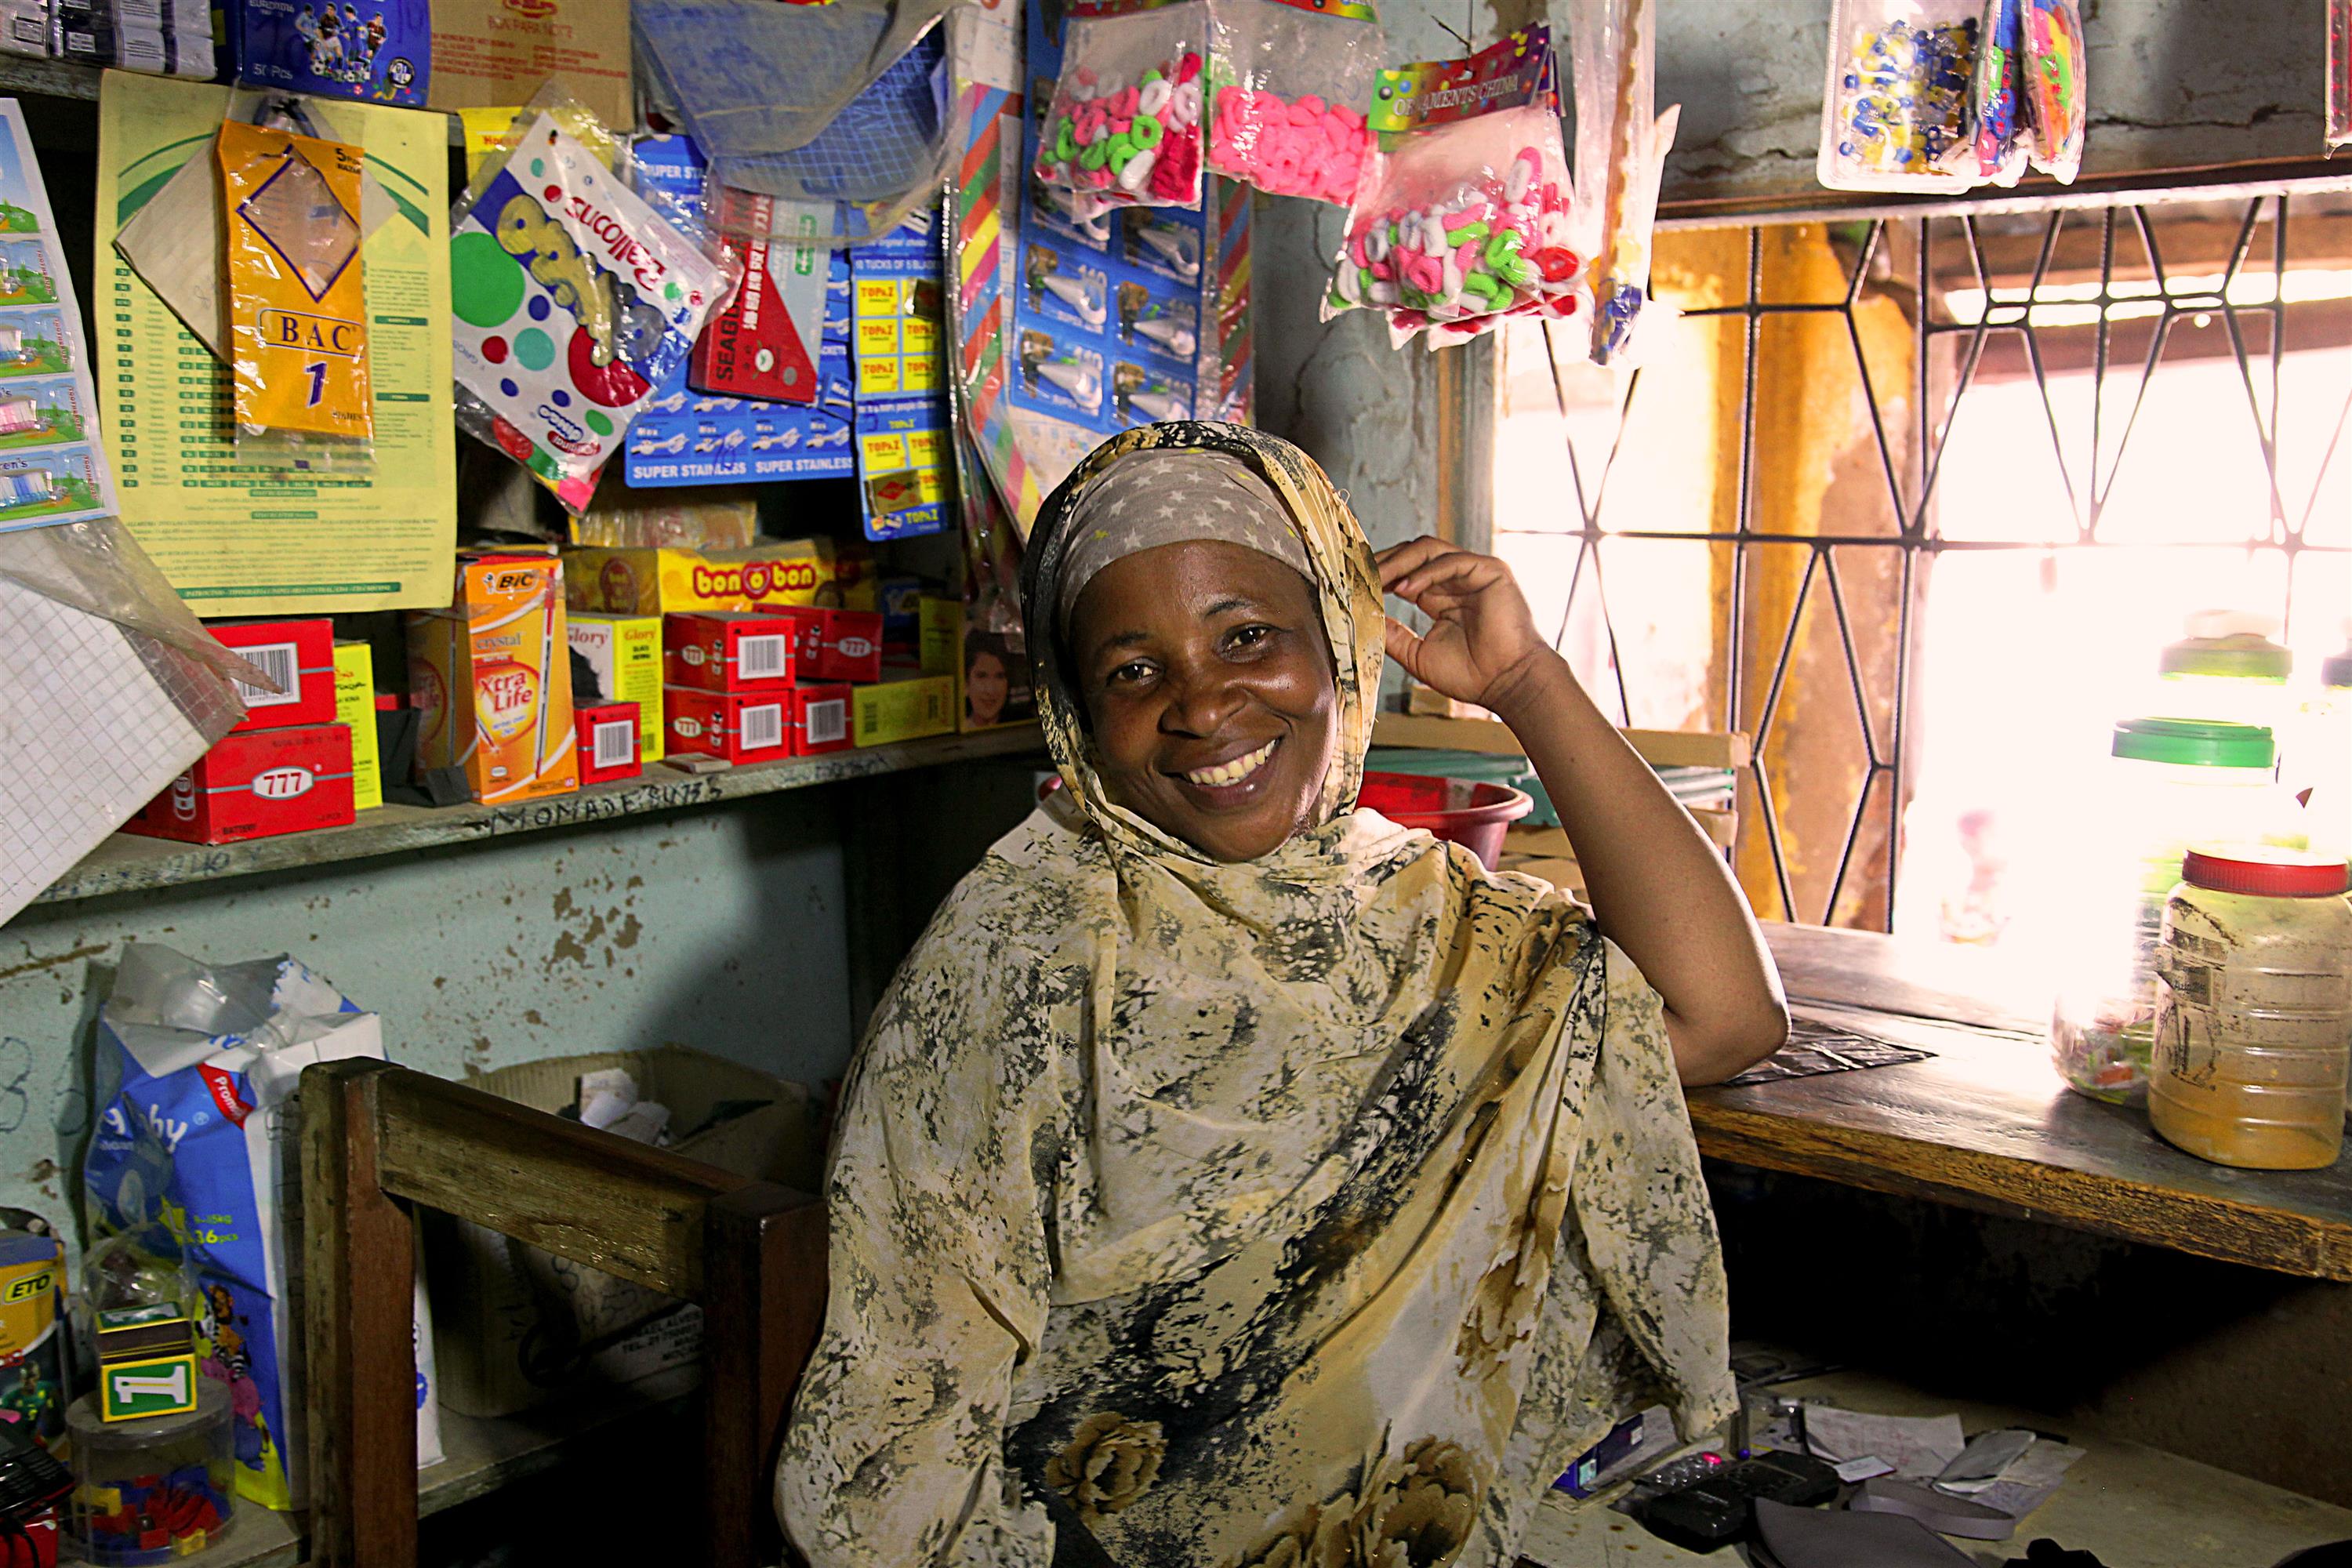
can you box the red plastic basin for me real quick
[1358,771,1535,869]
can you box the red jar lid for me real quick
[2182,848,2352,898]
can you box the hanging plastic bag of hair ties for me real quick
[1034,0,1210,211]
[1203,0,1383,205]
[1571,0,1678,366]
[1324,27,1584,350]
[2332,0,2352,151]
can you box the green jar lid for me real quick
[2111,717,2276,768]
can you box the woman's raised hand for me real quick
[1376,537,1561,718]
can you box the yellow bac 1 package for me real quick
[218,121,373,459]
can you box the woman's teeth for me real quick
[1184,739,1276,788]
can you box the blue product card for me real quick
[238,0,428,104]
[854,397,949,541]
[624,361,853,484]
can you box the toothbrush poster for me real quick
[0,100,116,532]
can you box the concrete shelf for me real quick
[37,727,1045,907]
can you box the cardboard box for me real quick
[852,669,955,747]
[424,1047,821,1418]
[567,612,664,763]
[664,686,792,766]
[212,618,338,733]
[125,724,357,844]
[785,607,884,684]
[663,611,800,693]
[333,641,383,811]
[921,596,1034,732]
[565,540,839,616]
[406,551,578,804]
[425,0,631,131]
[793,683,853,756]
[575,701,641,786]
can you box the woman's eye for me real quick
[1107,660,1155,686]
[1227,624,1275,652]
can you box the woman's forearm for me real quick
[1485,651,1788,1084]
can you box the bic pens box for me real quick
[405,550,578,804]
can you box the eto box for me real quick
[665,687,793,766]
[784,607,885,684]
[664,612,800,693]
[575,702,643,786]
[210,618,337,733]
[125,724,357,844]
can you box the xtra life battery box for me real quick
[793,683,854,756]
[332,641,383,811]
[784,607,884,684]
[567,612,664,763]
[664,612,800,693]
[575,701,642,786]
[405,550,578,805]
[664,686,793,767]
[212,618,338,733]
[125,724,358,844]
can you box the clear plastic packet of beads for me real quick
[2016,0,2085,182]
[1324,27,1584,348]
[1034,1,1210,210]
[1816,0,1981,192]
[1203,0,1382,205]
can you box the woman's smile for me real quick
[1174,735,1279,793]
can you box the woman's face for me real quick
[1070,539,1336,862]
[967,651,1010,724]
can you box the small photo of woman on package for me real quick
[964,629,1031,729]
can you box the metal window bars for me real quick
[1508,194,2352,930]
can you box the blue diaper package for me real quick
[85,946,440,1511]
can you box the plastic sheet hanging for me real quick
[634,0,960,246]
[1570,0,1678,367]
[2334,0,2352,151]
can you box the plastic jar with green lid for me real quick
[2050,718,2295,1103]
[2149,848,2352,1171]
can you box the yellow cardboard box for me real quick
[921,596,1033,732]
[333,641,382,811]
[852,669,956,747]
[567,613,664,764]
[564,539,877,616]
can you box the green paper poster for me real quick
[97,73,456,613]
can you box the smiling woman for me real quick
[777,421,1778,1568]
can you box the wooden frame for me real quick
[301,1058,827,1567]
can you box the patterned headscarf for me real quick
[1052,450,1312,636]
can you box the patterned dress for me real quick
[778,423,1733,1568]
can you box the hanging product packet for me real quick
[1325,27,1584,349]
[2017,0,2085,181]
[1816,0,1981,192]
[1970,0,2027,186]
[1033,0,1210,210]
[1570,0,1679,366]
[1203,0,1381,205]
[448,93,734,511]
[2332,0,2351,151]
[218,119,375,471]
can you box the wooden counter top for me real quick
[1684,924,2352,1281]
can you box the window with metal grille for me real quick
[1494,193,2352,941]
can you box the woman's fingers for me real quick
[1375,535,1461,590]
[1381,616,1427,681]
[1386,548,1504,604]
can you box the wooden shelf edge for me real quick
[34,726,1046,907]
[1690,1101,2352,1283]
[1372,711,1751,770]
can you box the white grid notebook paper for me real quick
[0,579,211,925]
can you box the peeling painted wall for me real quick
[0,797,860,1243]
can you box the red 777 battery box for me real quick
[664,687,792,766]
[207,618,337,732]
[125,724,356,844]
[664,612,800,692]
